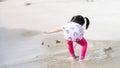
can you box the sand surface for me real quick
[0,0,120,68]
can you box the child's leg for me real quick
[66,40,75,58]
[76,37,87,60]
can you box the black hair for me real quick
[70,15,90,29]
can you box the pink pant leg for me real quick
[66,40,75,57]
[76,37,87,59]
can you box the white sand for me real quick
[0,0,120,68]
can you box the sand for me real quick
[0,0,120,68]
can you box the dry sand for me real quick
[0,0,120,68]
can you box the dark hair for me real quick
[70,15,90,29]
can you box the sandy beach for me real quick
[0,0,120,68]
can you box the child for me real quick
[44,15,90,61]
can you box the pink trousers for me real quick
[66,37,87,60]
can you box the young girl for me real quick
[44,15,90,61]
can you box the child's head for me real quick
[70,15,90,29]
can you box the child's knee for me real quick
[82,38,88,46]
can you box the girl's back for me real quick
[61,22,84,41]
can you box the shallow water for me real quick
[0,28,120,68]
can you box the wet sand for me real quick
[0,28,120,68]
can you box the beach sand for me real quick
[0,0,120,68]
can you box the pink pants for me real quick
[66,37,87,60]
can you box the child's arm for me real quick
[44,28,62,34]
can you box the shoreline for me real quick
[0,32,120,68]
